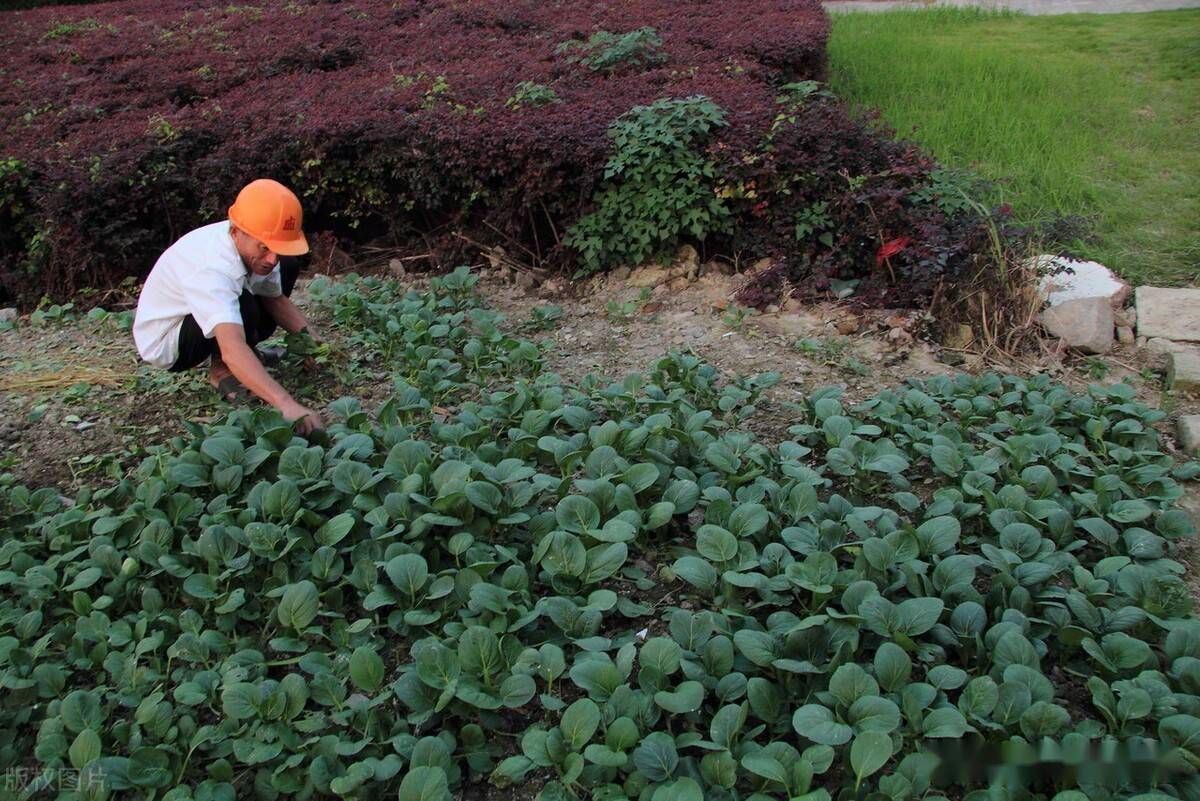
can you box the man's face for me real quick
[231,226,279,276]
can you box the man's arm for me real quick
[213,323,322,433]
[260,294,319,339]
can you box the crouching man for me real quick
[133,178,324,434]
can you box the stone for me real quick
[942,323,974,350]
[539,278,567,297]
[1136,336,1148,348]
[1038,297,1113,354]
[673,243,699,273]
[484,246,506,271]
[516,271,537,291]
[1113,306,1136,328]
[746,257,774,276]
[610,265,631,283]
[0,308,17,324]
[835,317,860,336]
[387,258,406,278]
[1178,416,1200,455]
[1034,255,1129,308]
[627,266,669,288]
[1136,286,1200,341]
[764,304,780,314]
[1146,337,1199,357]
[1182,484,1200,533]
[667,277,690,293]
[709,260,735,276]
[1117,326,1135,344]
[1167,350,1200,395]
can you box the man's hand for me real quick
[213,323,324,434]
[281,400,324,435]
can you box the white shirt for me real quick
[133,222,283,368]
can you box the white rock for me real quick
[1136,286,1200,341]
[1038,297,1113,354]
[1179,416,1200,455]
[1034,256,1129,308]
[0,308,17,324]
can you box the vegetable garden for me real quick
[3,269,1200,800]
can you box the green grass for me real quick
[828,8,1200,286]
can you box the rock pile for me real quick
[1133,287,1200,398]
[1034,257,1200,397]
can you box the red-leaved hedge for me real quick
[0,0,1001,309]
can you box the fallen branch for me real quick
[452,232,549,279]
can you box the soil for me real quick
[1,258,1197,503]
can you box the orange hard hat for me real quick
[228,179,309,256]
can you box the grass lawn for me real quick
[828,8,1200,287]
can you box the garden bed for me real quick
[2,268,1200,799]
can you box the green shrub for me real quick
[565,96,731,275]
[556,27,668,74]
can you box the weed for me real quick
[42,18,111,40]
[604,288,653,320]
[794,336,869,375]
[28,299,75,325]
[566,96,730,275]
[793,201,835,247]
[504,82,560,110]
[1086,357,1110,380]
[556,27,667,74]
[525,305,564,331]
[721,305,755,332]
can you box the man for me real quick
[133,178,324,434]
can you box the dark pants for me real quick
[170,257,301,372]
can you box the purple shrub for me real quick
[0,0,1002,310]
